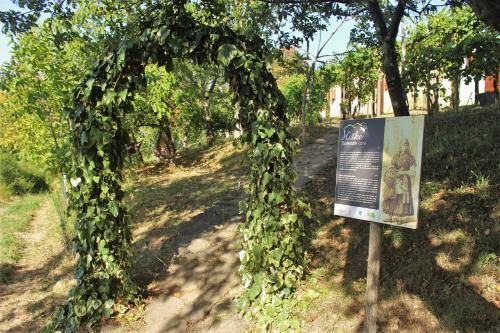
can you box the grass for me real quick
[1,106,498,331]
[298,105,500,332]
[0,194,45,282]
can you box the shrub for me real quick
[0,153,49,196]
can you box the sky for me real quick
[0,2,354,65]
[0,0,18,64]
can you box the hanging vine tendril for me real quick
[51,3,308,331]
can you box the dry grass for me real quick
[298,106,500,332]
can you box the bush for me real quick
[0,153,49,196]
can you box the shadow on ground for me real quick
[304,111,499,332]
[103,146,249,332]
[0,248,73,332]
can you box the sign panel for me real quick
[334,116,425,229]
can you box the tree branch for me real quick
[387,0,408,42]
[315,18,346,59]
[259,0,352,4]
[366,0,388,41]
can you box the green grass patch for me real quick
[0,194,45,282]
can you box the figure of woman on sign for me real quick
[383,139,417,223]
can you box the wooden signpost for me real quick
[334,116,425,333]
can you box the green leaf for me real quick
[109,201,119,217]
[104,299,114,309]
[104,90,116,105]
[70,177,81,187]
[262,172,270,187]
[158,26,170,44]
[74,304,87,317]
[217,44,240,66]
[117,87,128,101]
[248,282,261,300]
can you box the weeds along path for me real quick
[101,125,339,333]
[0,199,74,332]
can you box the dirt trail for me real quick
[294,125,339,188]
[102,125,339,333]
[0,200,72,333]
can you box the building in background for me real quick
[322,71,498,118]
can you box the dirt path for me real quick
[0,200,73,333]
[102,126,340,333]
[294,125,339,188]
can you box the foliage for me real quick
[0,0,154,169]
[330,45,380,118]
[0,17,97,170]
[48,2,307,331]
[130,61,236,148]
[404,6,499,111]
[0,153,49,196]
[273,48,334,124]
[280,74,305,119]
[0,0,74,35]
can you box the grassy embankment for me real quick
[298,105,499,332]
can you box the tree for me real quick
[404,18,444,114]
[404,6,499,112]
[331,45,380,119]
[260,0,498,116]
[466,0,500,32]
[260,0,411,115]
[0,17,95,169]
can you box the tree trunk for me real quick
[381,41,409,116]
[451,75,460,112]
[474,77,480,104]
[425,84,431,114]
[493,71,499,103]
[131,132,144,164]
[467,0,500,32]
[301,41,312,145]
[372,90,376,117]
[203,77,218,145]
[155,117,176,164]
[431,76,440,114]
[340,85,347,120]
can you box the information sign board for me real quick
[334,116,425,229]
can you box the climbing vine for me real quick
[51,3,307,331]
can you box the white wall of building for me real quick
[328,86,342,118]
[321,76,487,119]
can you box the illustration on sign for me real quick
[334,116,425,229]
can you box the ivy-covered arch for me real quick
[53,4,307,331]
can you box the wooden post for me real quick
[364,222,382,333]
